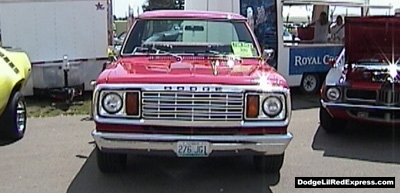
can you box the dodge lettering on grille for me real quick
[164,86,223,92]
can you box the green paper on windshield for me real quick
[231,42,254,57]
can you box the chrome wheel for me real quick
[301,74,319,93]
[16,100,26,134]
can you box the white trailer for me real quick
[0,0,112,98]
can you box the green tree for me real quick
[142,0,177,12]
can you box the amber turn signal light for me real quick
[125,92,140,116]
[246,95,259,118]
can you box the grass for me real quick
[25,92,92,118]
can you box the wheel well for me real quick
[317,72,328,82]
[302,72,327,78]
[11,80,24,94]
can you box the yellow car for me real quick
[0,47,32,145]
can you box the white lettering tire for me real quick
[0,91,27,145]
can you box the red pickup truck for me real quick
[92,10,293,173]
[320,16,400,132]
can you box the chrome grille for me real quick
[141,92,244,121]
[344,88,400,105]
[378,90,400,105]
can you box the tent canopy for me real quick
[282,0,392,9]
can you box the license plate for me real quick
[176,141,211,157]
[357,111,368,118]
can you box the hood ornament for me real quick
[211,60,220,75]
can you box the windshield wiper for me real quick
[131,46,183,61]
[193,48,225,56]
[193,48,244,62]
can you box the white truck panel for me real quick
[0,0,109,96]
[185,0,240,13]
[0,0,108,62]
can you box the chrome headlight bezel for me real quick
[95,89,141,118]
[101,92,123,114]
[244,92,288,121]
[326,87,341,101]
[262,96,283,118]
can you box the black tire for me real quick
[0,91,27,142]
[253,153,284,173]
[300,74,320,94]
[319,107,347,133]
[96,147,127,173]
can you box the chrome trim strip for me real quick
[92,131,293,155]
[321,100,400,110]
[93,117,290,127]
[344,98,376,103]
[94,83,290,93]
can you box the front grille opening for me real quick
[141,91,244,121]
[346,89,376,100]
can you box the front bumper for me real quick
[92,131,293,156]
[321,100,400,111]
[321,100,400,123]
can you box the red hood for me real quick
[98,56,288,87]
[345,16,400,64]
[344,16,400,83]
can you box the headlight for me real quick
[326,87,341,101]
[262,96,283,117]
[101,92,123,114]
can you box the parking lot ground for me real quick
[1,94,399,193]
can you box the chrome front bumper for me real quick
[321,100,400,123]
[321,100,400,111]
[92,131,293,156]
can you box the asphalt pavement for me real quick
[1,94,399,193]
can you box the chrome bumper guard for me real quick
[92,131,293,155]
[321,100,400,111]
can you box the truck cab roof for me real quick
[137,10,247,21]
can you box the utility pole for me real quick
[361,0,370,16]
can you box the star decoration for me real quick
[95,2,105,10]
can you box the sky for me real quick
[112,0,400,18]
[113,0,146,17]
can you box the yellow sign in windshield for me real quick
[231,42,255,57]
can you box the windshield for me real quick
[122,19,260,58]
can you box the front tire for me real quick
[0,91,27,143]
[96,147,127,173]
[300,74,320,94]
[253,153,284,173]
[319,107,347,133]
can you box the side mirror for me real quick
[327,57,337,68]
[108,45,121,62]
[262,49,275,61]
